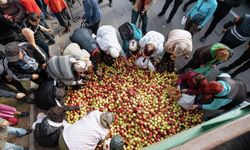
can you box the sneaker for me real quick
[200,37,206,42]
[157,12,165,17]
[47,39,55,45]
[109,3,112,7]
[219,67,230,72]
[166,18,171,24]
[18,112,30,118]
[16,129,32,137]
[98,0,103,3]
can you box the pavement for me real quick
[0,0,249,149]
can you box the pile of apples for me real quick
[65,56,203,149]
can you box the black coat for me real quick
[34,117,63,147]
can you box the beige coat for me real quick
[165,29,193,57]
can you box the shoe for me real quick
[157,12,165,17]
[200,37,206,42]
[18,112,30,118]
[182,5,187,12]
[23,147,29,150]
[16,129,32,137]
[109,3,112,7]
[47,39,55,45]
[59,28,70,36]
[219,67,230,72]
[166,18,171,24]
[98,0,103,3]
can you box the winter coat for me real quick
[200,73,246,110]
[0,13,22,45]
[19,0,42,15]
[96,25,124,58]
[70,28,99,55]
[0,118,7,149]
[46,55,76,85]
[165,29,192,57]
[44,0,68,13]
[34,117,64,147]
[132,0,155,12]
[186,0,217,27]
[139,31,165,61]
[0,0,26,23]
[177,71,206,96]
[83,0,101,26]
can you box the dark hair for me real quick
[144,44,155,57]
[193,73,206,85]
[28,13,40,22]
[47,106,65,123]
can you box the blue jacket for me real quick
[186,0,217,27]
[83,0,101,26]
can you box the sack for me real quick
[118,22,134,40]
[135,56,155,71]
[181,16,187,25]
[191,13,205,24]
[194,65,213,76]
[178,94,195,110]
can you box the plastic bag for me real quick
[181,16,187,25]
[135,56,155,71]
[178,94,195,110]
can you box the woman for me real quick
[179,43,231,74]
[44,0,71,35]
[184,0,217,35]
[191,73,247,111]
[46,55,92,86]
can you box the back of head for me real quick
[28,13,40,22]
[100,112,114,129]
[194,73,207,85]
[47,106,65,123]
[128,39,139,52]
[110,135,124,150]
[204,81,223,95]
[5,41,20,62]
[144,44,155,57]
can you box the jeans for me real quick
[131,9,148,35]
[3,127,27,150]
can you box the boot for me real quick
[157,11,165,17]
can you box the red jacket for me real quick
[19,0,42,15]
[44,0,68,13]
[177,71,207,96]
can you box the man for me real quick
[220,14,250,49]
[131,0,156,35]
[82,0,101,34]
[59,110,116,150]
[157,0,183,24]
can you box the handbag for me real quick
[178,94,196,110]
[181,16,187,25]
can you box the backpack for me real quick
[118,22,134,40]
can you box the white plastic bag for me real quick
[135,56,155,71]
[178,94,195,110]
[181,16,187,25]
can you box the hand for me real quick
[16,92,26,99]
[221,28,227,34]
[41,63,47,69]
[32,74,39,80]
[47,29,54,34]
[5,74,12,82]
[0,120,9,126]
[181,89,188,93]
[189,105,198,110]
[197,25,203,30]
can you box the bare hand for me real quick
[41,63,47,69]
[189,105,198,110]
[32,74,39,80]
[16,92,26,99]
[5,74,12,82]
[221,28,227,34]
[47,29,54,34]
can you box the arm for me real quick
[223,16,243,30]
[83,0,93,26]
[0,89,17,98]
[200,3,217,27]
[201,98,232,110]
[39,25,53,34]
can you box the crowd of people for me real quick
[0,0,249,149]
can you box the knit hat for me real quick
[100,112,114,129]
[109,47,120,58]
[110,135,124,150]
[129,39,139,52]
[5,41,20,62]
[204,81,224,94]
[0,0,7,5]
